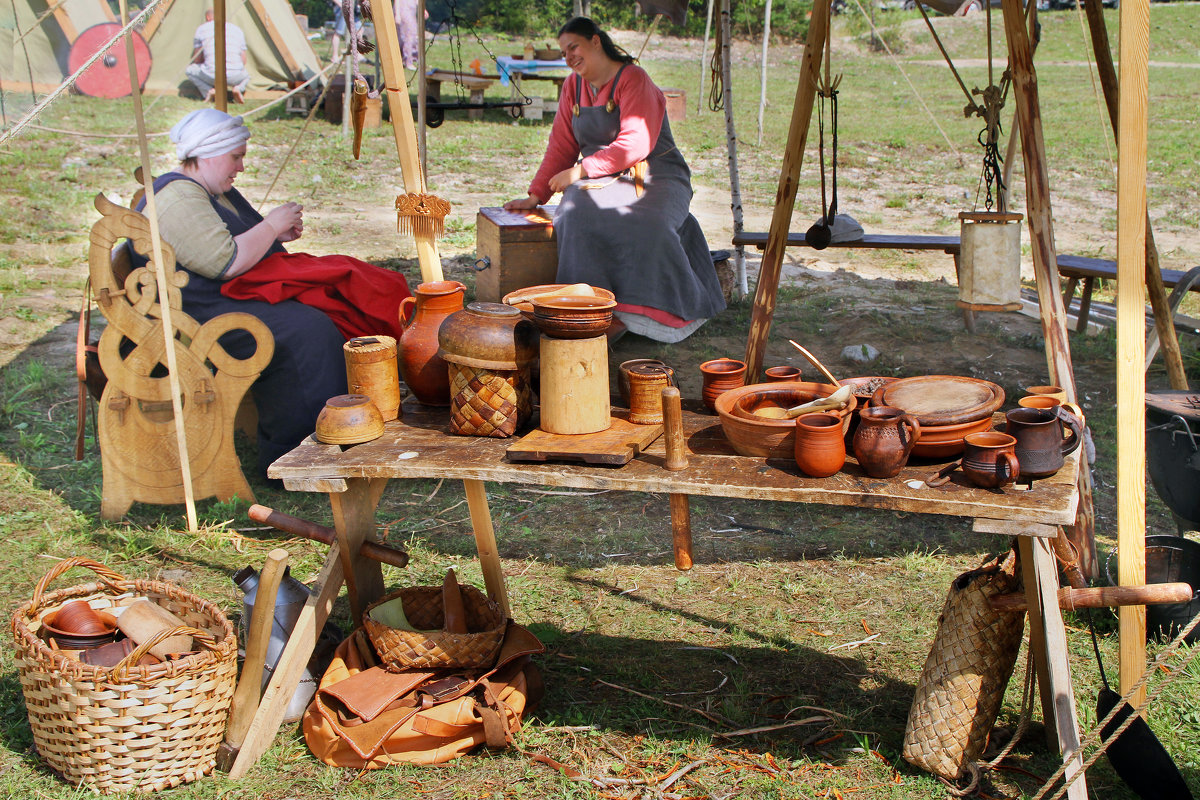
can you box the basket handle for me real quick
[109,625,219,681]
[29,557,128,612]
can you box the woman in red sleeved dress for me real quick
[505,17,725,342]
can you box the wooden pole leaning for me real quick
[1081,0,1188,391]
[119,0,198,533]
[1000,0,1098,580]
[214,0,227,111]
[1115,0,1150,708]
[374,3,442,283]
[742,0,829,381]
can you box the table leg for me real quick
[468,89,484,120]
[1018,536,1057,749]
[463,478,510,617]
[669,494,693,570]
[227,544,344,779]
[1019,536,1088,798]
[329,477,388,616]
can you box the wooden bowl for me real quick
[503,284,615,319]
[716,382,856,458]
[41,609,118,650]
[315,394,385,445]
[531,295,617,339]
[911,415,995,458]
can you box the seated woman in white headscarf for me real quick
[127,108,412,476]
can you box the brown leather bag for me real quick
[303,622,543,768]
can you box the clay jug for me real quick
[398,280,465,406]
[852,405,921,478]
[794,412,846,478]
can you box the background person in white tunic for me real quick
[186,9,250,103]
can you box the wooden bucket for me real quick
[344,336,401,421]
[958,211,1023,309]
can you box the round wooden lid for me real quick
[871,375,1005,426]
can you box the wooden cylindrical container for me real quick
[627,363,673,425]
[344,336,401,421]
[958,211,1023,310]
[538,334,610,434]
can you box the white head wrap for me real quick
[170,108,251,161]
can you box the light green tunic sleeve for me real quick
[154,180,239,280]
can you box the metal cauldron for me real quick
[1145,391,1200,531]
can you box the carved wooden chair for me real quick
[88,192,274,520]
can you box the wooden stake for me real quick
[214,0,226,110]
[464,479,510,617]
[743,0,829,381]
[374,1,442,282]
[1081,0,1188,391]
[662,387,693,570]
[1115,0,1149,708]
[119,0,197,533]
[757,0,772,146]
[1001,0,1097,580]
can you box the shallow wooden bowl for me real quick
[503,284,615,319]
[532,295,616,339]
[911,415,995,458]
[315,394,385,445]
[716,382,856,458]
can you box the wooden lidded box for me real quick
[474,206,560,303]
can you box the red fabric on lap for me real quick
[221,252,413,341]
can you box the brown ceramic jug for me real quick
[1004,406,1083,479]
[398,280,466,406]
[852,406,921,478]
[700,358,747,411]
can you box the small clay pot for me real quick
[1023,384,1067,404]
[764,366,803,382]
[438,302,538,371]
[41,608,118,650]
[51,600,109,635]
[794,413,846,478]
[531,295,616,339]
[700,358,747,411]
[314,394,385,445]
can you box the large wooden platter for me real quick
[506,415,663,465]
[872,375,1005,426]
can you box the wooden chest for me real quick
[474,206,559,303]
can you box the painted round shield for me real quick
[69,23,152,99]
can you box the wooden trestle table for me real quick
[232,400,1087,797]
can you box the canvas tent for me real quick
[1,0,322,96]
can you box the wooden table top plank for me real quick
[269,403,1079,527]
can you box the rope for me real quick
[258,60,343,207]
[0,0,166,149]
[1031,609,1200,800]
[847,0,961,159]
[1071,0,1117,183]
[636,14,663,61]
[707,5,724,112]
[914,0,979,116]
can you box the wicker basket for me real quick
[447,362,532,438]
[364,583,506,671]
[902,553,1025,781]
[11,558,237,794]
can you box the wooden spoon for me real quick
[788,340,841,386]
[753,386,852,419]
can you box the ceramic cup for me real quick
[1023,384,1067,404]
[962,431,1020,489]
[764,366,803,383]
[1004,406,1083,479]
[700,358,747,412]
[1017,395,1086,426]
[794,412,846,478]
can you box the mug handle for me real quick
[1057,406,1084,456]
[398,296,416,330]
[997,451,1020,485]
[900,414,922,452]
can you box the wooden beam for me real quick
[1081,0,1187,391]
[1000,0,1098,581]
[742,0,829,381]
[246,0,303,78]
[214,0,227,110]
[140,0,176,42]
[1115,0,1150,708]
[463,479,510,617]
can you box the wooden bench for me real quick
[733,230,1200,334]
[423,70,497,121]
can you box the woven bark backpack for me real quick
[303,622,543,768]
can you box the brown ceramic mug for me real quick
[962,432,1020,489]
[764,366,803,382]
[1004,406,1083,479]
[1023,384,1067,404]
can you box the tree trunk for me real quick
[720,0,748,297]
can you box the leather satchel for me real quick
[303,621,544,768]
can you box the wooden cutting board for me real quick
[871,375,1005,426]
[506,416,663,465]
